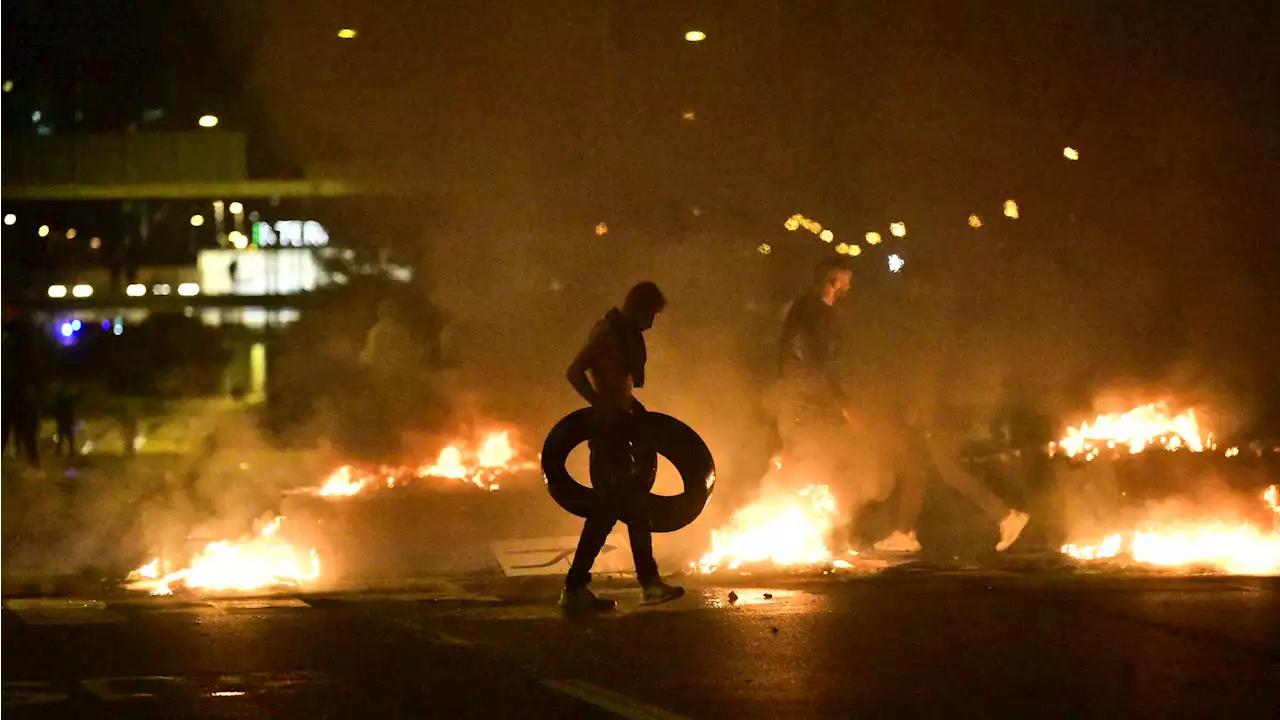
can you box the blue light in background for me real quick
[71,319,82,331]
[60,322,74,338]
[113,324,123,336]
[101,320,111,330]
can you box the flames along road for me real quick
[127,430,535,595]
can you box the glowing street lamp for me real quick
[190,214,205,227]
[338,28,358,39]
[229,201,244,215]
[48,285,68,298]
[889,222,907,238]
[1003,199,1020,219]
[228,231,249,249]
[177,283,201,297]
[684,30,706,42]
[865,231,882,246]
[71,284,94,298]
[126,284,147,297]
[1064,146,1079,161]
[3,214,15,226]
[198,115,219,128]
[38,225,51,238]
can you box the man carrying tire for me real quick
[560,281,686,613]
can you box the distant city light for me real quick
[889,222,907,238]
[819,229,834,243]
[684,30,706,42]
[865,231,882,245]
[198,115,219,128]
[153,284,171,295]
[126,284,147,297]
[229,201,244,215]
[89,237,101,250]
[2,80,12,93]
[681,110,697,122]
[594,222,609,236]
[968,214,982,228]
[1004,199,1020,219]
[338,28,358,39]
[190,214,205,227]
[3,214,14,226]
[757,243,772,255]
[835,243,849,254]
[888,254,905,273]
[848,245,862,257]
[38,225,50,238]
[71,285,93,298]
[1064,146,1079,161]
[32,110,42,123]
[65,228,77,239]
[48,285,68,298]
[177,283,201,297]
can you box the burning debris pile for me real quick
[1049,403,1217,460]
[1060,485,1280,575]
[695,484,854,574]
[127,516,319,595]
[127,427,537,596]
[317,430,535,496]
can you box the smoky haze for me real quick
[7,1,1277,582]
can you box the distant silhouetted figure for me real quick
[51,383,81,457]
[2,320,43,472]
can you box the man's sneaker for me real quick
[874,530,922,553]
[559,586,616,614]
[639,579,685,606]
[996,510,1031,552]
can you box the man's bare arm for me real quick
[566,330,605,407]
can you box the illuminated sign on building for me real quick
[253,220,330,248]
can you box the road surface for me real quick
[4,572,1278,718]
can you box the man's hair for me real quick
[624,281,666,314]
[813,257,852,284]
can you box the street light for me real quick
[126,284,147,297]
[48,285,68,298]
[337,28,357,39]
[228,201,243,215]
[228,231,249,249]
[177,283,201,297]
[684,30,706,42]
[3,214,14,226]
[198,115,219,128]
[72,284,94,298]
[190,214,205,227]
[38,225,50,238]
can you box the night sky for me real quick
[5,0,1279,407]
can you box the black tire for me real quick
[541,408,716,533]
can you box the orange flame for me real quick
[317,430,534,497]
[1061,485,1280,575]
[1051,403,1214,461]
[696,485,853,573]
[127,516,320,595]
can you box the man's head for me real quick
[813,257,853,305]
[622,281,666,331]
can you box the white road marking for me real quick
[387,617,474,646]
[540,678,691,720]
[206,597,311,611]
[4,599,128,626]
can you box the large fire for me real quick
[1050,403,1215,461]
[1061,485,1280,575]
[696,484,854,573]
[316,430,534,497]
[127,516,320,596]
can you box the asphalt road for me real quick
[4,573,1279,719]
